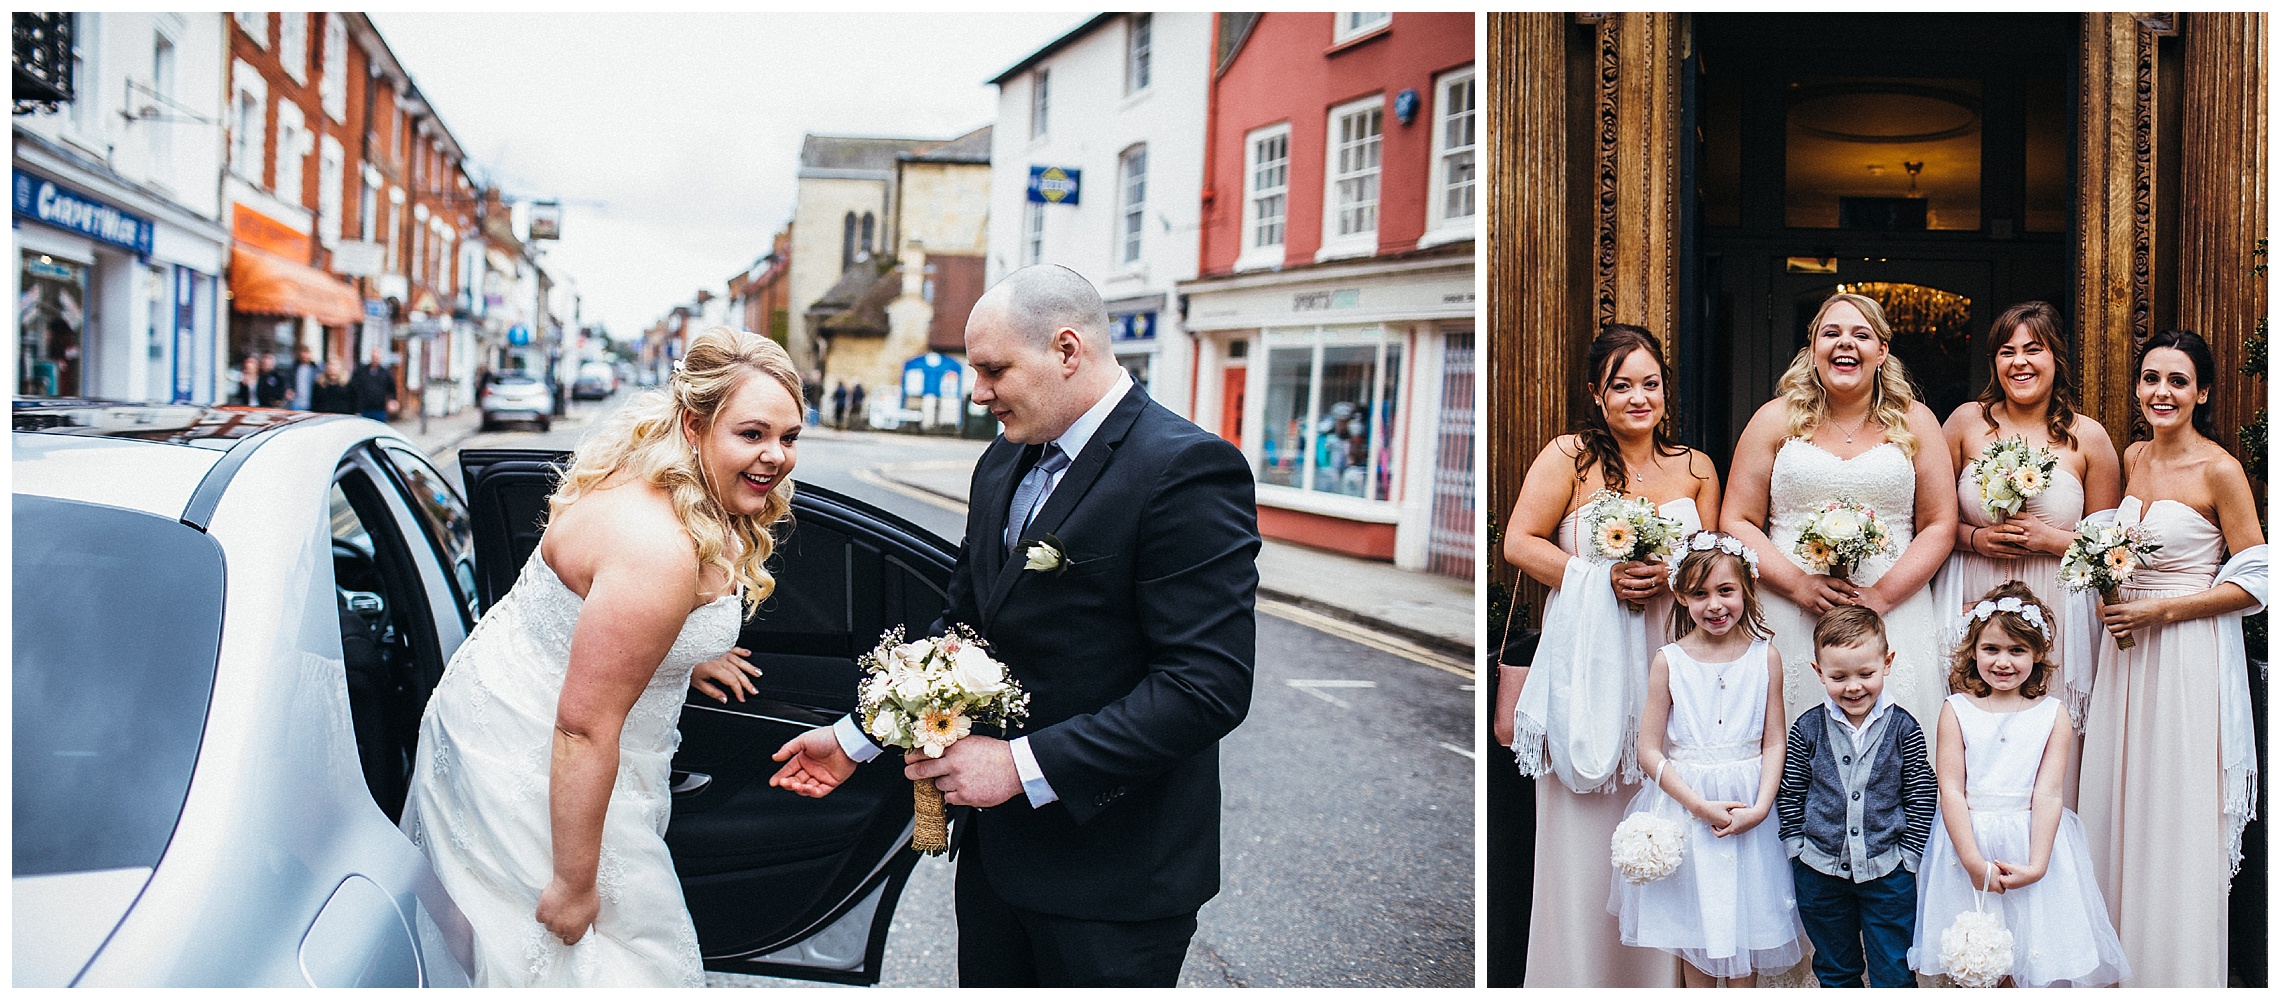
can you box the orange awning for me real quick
[228,246,362,326]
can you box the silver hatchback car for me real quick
[14,399,955,987]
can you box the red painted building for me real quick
[1179,12,1476,576]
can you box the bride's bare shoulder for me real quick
[544,476,698,596]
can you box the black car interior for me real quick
[329,468,449,823]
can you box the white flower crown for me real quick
[1668,531,1761,588]
[1968,596,2048,637]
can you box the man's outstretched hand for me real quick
[770,727,856,797]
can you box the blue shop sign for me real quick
[13,171,155,257]
[1026,166,1081,205]
[1112,311,1156,343]
[508,324,532,346]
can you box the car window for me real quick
[14,496,224,876]
[377,443,480,629]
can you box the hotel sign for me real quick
[1026,166,1081,205]
[14,171,155,256]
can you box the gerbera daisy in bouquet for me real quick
[2060,521,2163,650]
[1967,436,2061,524]
[1793,497,1892,583]
[1577,489,1687,611]
[856,624,1030,853]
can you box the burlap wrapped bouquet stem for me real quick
[2099,584,2136,649]
[913,776,950,854]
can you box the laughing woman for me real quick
[1497,324,1719,987]
[1936,302,2122,774]
[2075,330,2266,987]
[1721,292,1957,732]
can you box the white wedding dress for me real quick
[400,551,738,986]
[1761,439,1946,732]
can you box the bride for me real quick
[1722,293,1957,731]
[399,327,799,986]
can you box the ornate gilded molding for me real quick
[1582,12,1682,343]
[2077,13,2169,437]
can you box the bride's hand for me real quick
[536,875,600,945]
[690,647,759,703]
[1796,574,1859,616]
[1609,560,1667,603]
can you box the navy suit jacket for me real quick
[939,384,1258,921]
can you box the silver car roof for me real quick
[12,434,223,519]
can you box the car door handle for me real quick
[669,771,712,796]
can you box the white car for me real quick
[479,373,552,432]
[14,398,955,986]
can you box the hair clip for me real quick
[1670,530,1760,588]
[1968,597,2047,637]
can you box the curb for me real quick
[878,468,1477,664]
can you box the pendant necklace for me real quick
[1836,409,1873,444]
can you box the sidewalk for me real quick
[873,459,1475,663]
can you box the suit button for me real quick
[1851,791,1861,801]
[1850,828,1860,835]
[1841,861,1851,871]
[1842,755,1851,765]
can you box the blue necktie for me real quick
[1004,444,1071,550]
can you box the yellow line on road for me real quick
[852,466,969,514]
[1259,599,1474,679]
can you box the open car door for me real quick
[459,449,954,985]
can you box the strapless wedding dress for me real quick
[400,551,738,986]
[1761,439,1946,732]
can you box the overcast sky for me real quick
[366,12,1090,339]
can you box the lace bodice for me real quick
[1767,439,1918,585]
[443,552,741,756]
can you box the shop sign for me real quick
[231,204,311,259]
[14,171,155,256]
[1293,288,1361,311]
[1112,311,1156,343]
[1026,166,1081,205]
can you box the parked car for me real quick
[479,373,552,432]
[571,360,618,401]
[13,397,955,986]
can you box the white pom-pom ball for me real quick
[1609,812,1686,884]
[1939,909,2014,988]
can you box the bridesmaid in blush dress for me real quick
[2075,330,2267,987]
[1496,324,1720,987]
[1935,301,2121,801]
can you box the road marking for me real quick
[1259,599,1474,679]
[1438,741,1477,760]
[852,466,969,514]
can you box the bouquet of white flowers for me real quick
[1967,436,2061,524]
[856,624,1031,853]
[1794,497,1893,583]
[1577,489,1688,611]
[1609,811,1686,884]
[2059,521,2163,651]
[1938,864,2015,987]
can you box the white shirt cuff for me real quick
[1009,736,1058,807]
[832,714,883,763]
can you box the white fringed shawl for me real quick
[1510,556,1647,794]
[2061,504,2265,875]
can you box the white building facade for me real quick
[14,12,232,404]
[985,12,1211,414]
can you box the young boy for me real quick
[1775,606,1937,987]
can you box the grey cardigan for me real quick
[1776,703,1937,882]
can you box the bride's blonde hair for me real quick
[1777,292,1920,456]
[548,327,801,618]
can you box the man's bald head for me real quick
[975,264,1112,359]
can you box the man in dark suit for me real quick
[350,351,397,422]
[771,264,1259,987]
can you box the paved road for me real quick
[438,397,1475,987]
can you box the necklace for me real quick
[1833,408,1874,444]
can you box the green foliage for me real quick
[1486,514,1531,661]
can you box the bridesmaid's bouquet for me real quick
[1793,497,1892,583]
[2059,522,2163,650]
[1966,436,2060,524]
[856,625,1030,854]
[1577,489,1687,612]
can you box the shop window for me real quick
[1320,96,1383,260]
[1117,352,1153,391]
[1239,123,1289,270]
[1427,67,1476,240]
[20,253,88,398]
[1256,328,1403,502]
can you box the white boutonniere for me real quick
[1023,533,1072,575]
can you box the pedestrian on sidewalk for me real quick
[832,381,849,429]
[254,353,289,407]
[312,360,360,414]
[352,351,398,422]
[287,345,318,411]
[847,383,867,430]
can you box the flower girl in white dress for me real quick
[1909,581,2128,988]
[1613,533,1805,985]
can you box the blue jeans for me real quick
[1791,860,1917,987]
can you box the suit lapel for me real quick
[979,387,1150,629]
